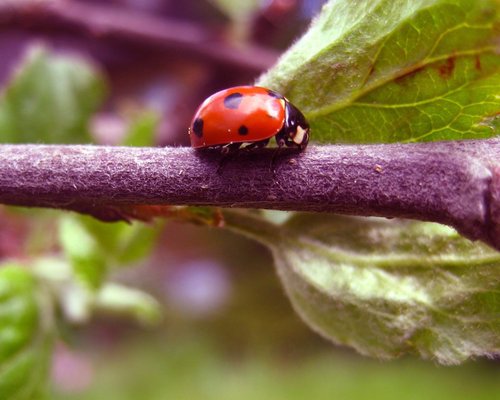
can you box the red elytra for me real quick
[189,86,309,151]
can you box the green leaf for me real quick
[59,216,107,289]
[0,45,106,143]
[224,211,500,364]
[0,265,54,399]
[59,215,161,289]
[33,258,161,325]
[74,214,160,265]
[95,283,162,326]
[258,0,500,143]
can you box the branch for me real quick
[0,140,499,250]
[0,0,277,73]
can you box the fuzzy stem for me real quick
[0,140,499,250]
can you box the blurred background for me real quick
[0,0,498,399]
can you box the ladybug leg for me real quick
[217,142,242,173]
[271,130,302,172]
[270,136,287,173]
[221,142,242,155]
[275,129,287,148]
[244,138,270,150]
[284,136,298,148]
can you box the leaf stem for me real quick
[0,140,499,250]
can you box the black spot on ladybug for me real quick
[192,118,204,138]
[224,93,243,109]
[238,125,249,135]
[267,90,281,98]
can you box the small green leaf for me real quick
[0,45,106,143]
[0,265,54,399]
[74,214,160,265]
[59,215,161,289]
[258,0,500,143]
[59,216,107,289]
[32,258,93,324]
[224,211,500,364]
[95,283,162,326]
[33,258,161,325]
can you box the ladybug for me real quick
[189,86,309,152]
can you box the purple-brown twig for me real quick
[0,140,499,250]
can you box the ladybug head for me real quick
[276,100,310,150]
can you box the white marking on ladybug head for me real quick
[292,126,307,145]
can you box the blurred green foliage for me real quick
[53,336,500,400]
[0,265,53,400]
[60,215,162,289]
[0,46,105,144]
